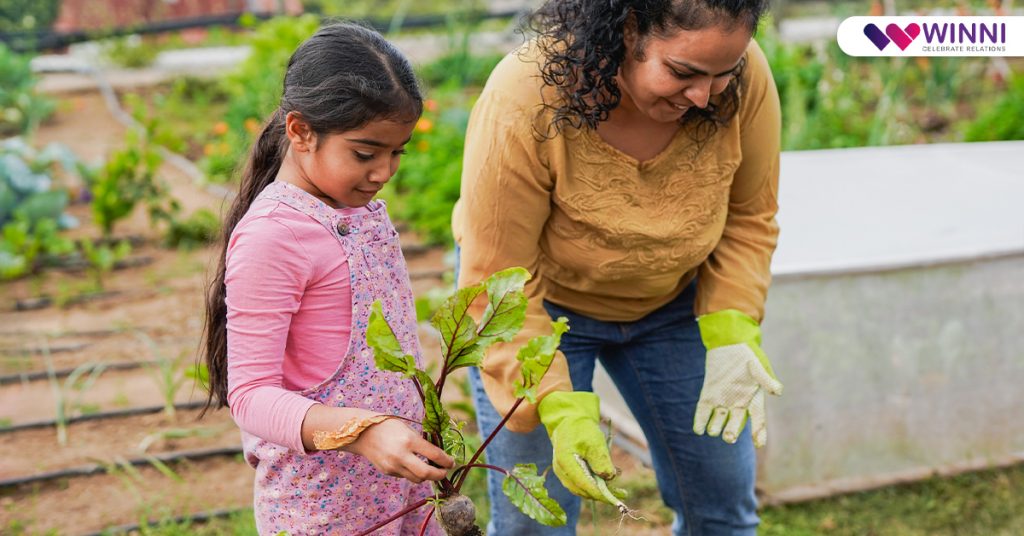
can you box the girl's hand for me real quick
[346,417,454,484]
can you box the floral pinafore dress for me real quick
[242,181,440,535]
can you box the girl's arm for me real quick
[300,404,453,483]
[226,214,319,452]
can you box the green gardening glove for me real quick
[538,391,621,504]
[694,309,783,448]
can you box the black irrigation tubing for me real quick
[0,341,91,356]
[0,328,128,338]
[1,9,525,53]
[0,400,208,434]
[0,445,243,489]
[80,507,251,536]
[0,359,159,386]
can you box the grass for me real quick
[116,461,1024,535]
[759,464,1024,536]
[578,462,1024,536]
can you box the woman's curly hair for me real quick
[527,0,769,142]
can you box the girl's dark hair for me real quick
[527,0,769,141]
[201,22,422,414]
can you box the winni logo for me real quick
[837,16,1023,57]
[864,23,920,51]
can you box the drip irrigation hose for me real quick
[0,445,243,489]
[0,359,158,386]
[0,400,208,434]
[78,507,251,536]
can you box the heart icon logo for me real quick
[886,23,920,50]
[863,22,921,51]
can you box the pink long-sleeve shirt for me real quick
[225,192,367,452]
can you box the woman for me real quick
[452,1,783,534]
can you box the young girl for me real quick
[201,23,453,535]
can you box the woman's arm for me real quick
[695,39,782,321]
[454,82,573,434]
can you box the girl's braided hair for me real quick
[526,0,769,141]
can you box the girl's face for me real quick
[617,23,752,124]
[284,115,416,208]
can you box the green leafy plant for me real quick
[101,34,160,69]
[0,0,60,33]
[307,0,486,20]
[137,332,192,418]
[87,128,171,238]
[0,137,82,228]
[966,72,1024,142]
[200,15,320,183]
[78,237,131,291]
[0,43,55,135]
[0,215,73,280]
[163,208,220,250]
[41,340,108,446]
[358,267,585,535]
[127,77,231,161]
[417,50,504,89]
[383,89,470,245]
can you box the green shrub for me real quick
[78,237,131,291]
[0,138,81,279]
[965,73,1024,142]
[87,129,167,238]
[201,15,319,183]
[307,0,486,19]
[384,88,470,245]
[164,208,220,250]
[0,43,54,136]
[418,49,504,88]
[102,35,160,69]
[0,215,73,280]
[0,137,82,228]
[0,0,60,32]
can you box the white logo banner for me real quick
[837,16,1024,56]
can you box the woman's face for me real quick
[617,23,752,124]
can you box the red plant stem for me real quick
[437,475,454,495]
[435,362,450,400]
[417,506,436,536]
[410,376,435,445]
[455,396,525,491]
[355,497,430,536]
[460,462,509,475]
[412,376,426,405]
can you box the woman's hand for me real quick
[538,391,624,504]
[345,417,454,484]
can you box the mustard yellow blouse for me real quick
[452,39,781,432]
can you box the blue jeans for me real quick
[467,282,759,535]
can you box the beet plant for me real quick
[359,267,568,536]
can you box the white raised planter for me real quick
[597,141,1024,502]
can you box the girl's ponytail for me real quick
[201,110,286,413]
